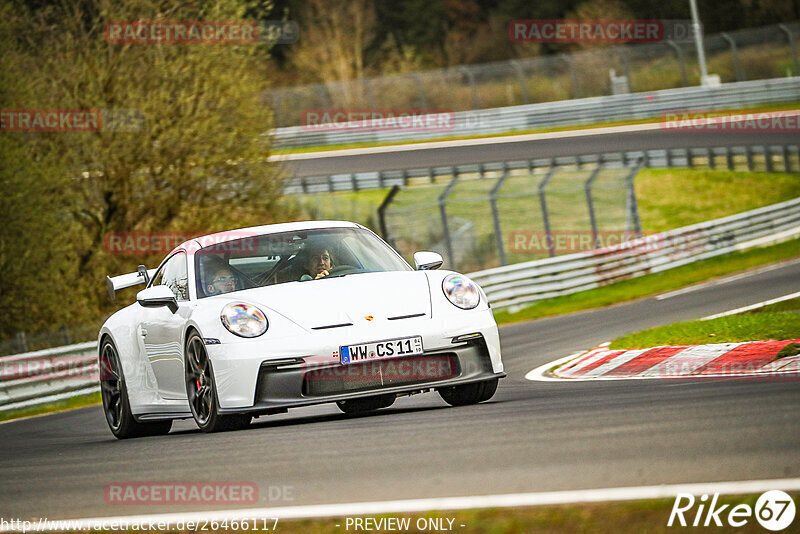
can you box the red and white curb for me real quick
[526,340,800,381]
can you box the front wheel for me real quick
[438,378,498,407]
[99,339,172,439]
[185,332,251,433]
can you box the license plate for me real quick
[340,336,423,365]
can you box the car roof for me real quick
[173,220,364,255]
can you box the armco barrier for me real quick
[0,341,98,412]
[469,197,800,310]
[273,77,800,148]
[2,198,799,411]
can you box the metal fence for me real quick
[273,77,800,148]
[269,22,800,130]
[469,197,800,310]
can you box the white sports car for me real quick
[99,221,504,438]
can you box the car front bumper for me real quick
[207,308,503,411]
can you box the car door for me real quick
[140,251,191,400]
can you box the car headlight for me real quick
[220,303,268,338]
[442,274,480,309]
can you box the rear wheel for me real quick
[438,378,498,407]
[99,339,172,439]
[185,332,251,433]
[336,393,396,414]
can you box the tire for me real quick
[99,339,172,439]
[336,393,396,414]
[438,378,498,407]
[185,332,251,433]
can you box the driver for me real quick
[301,245,334,280]
[205,265,237,296]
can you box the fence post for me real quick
[746,145,754,170]
[765,145,774,173]
[726,146,734,170]
[508,60,530,104]
[15,332,27,354]
[60,325,72,345]
[489,169,510,265]
[378,185,401,241]
[458,66,480,109]
[439,175,460,267]
[538,163,558,257]
[560,54,581,99]
[783,145,791,173]
[270,93,284,128]
[667,40,688,87]
[707,147,715,169]
[584,166,603,249]
[616,47,633,93]
[779,24,799,76]
[626,158,644,238]
[721,33,744,81]
[407,73,429,108]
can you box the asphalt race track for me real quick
[282,130,800,177]
[1,259,799,521]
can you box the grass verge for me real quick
[608,298,800,349]
[262,492,797,534]
[0,390,100,423]
[492,237,800,326]
[272,101,800,155]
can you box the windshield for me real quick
[194,227,412,298]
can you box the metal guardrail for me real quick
[469,197,800,310]
[273,77,800,148]
[268,22,800,130]
[284,143,800,195]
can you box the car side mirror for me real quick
[414,251,443,271]
[137,285,178,313]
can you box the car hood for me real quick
[229,271,432,331]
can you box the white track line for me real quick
[655,257,800,301]
[15,478,800,531]
[268,122,665,161]
[701,290,800,320]
[271,111,800,161]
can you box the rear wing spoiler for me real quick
[106,265,157,301]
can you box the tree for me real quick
[1,0,287,337]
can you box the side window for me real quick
[152,253,189,301]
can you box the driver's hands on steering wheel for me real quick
[314,269,329,279]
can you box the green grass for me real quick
[609,298,800,349]
[249,493,796,534]
[272,101,800,154]
[0,391,100,423]
[492,237,800,326]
